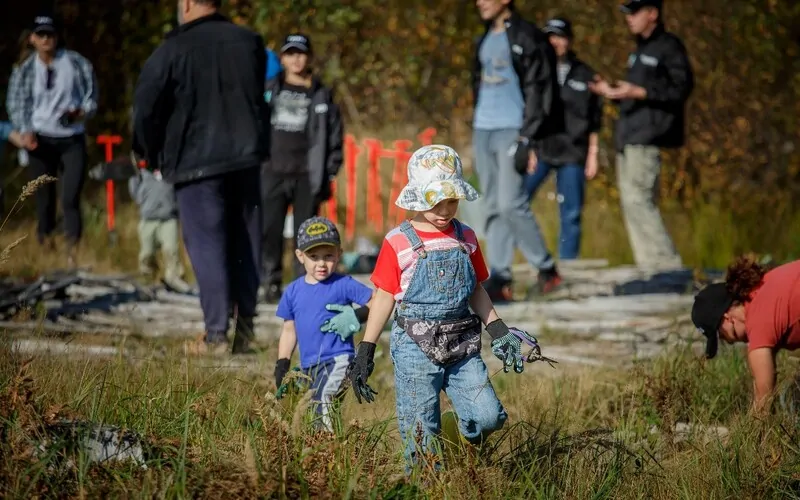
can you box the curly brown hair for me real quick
[725,254,767,303]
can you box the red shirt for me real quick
[370,221,490,300]
[745,259,800,352]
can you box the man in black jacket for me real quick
[133,0,269,355]
[589,0,693,270]
[472,0,564,301]
[260,34,344,303]
[524,17,603,261]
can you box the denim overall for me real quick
[390,219,507,468]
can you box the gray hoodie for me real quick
[128,169,178,221]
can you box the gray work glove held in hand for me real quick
[348,342,378,404]
[486,319,538,374]
[321,304,361,341]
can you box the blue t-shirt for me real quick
[473,31,525,131]
[276,273,373,369]
[265,49,281,80]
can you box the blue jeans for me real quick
[523,161,585,260]
[390,325,507,469]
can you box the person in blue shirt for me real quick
[275,216,374,431]
[265,48,281,80]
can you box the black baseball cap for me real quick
[690,282,734,359]
[32,14,57,34]
[620,0,663,14]
[280,33,312,54]
[296,216,340,252]
[543,17,573,39]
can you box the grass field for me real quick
[2,332,800,498]
[0,160,799,498]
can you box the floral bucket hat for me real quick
[395,145,480,212]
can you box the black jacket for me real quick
[472,11,564,143]
[615,24,694,151]
[133,13,269,184]
[538,53,603,165]
[263,74,344,200]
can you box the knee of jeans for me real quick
[474,406,507,435]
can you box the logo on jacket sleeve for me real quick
[567,80,588,91]
[639,54,659,67]
[314,103,328,114]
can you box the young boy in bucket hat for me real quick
[274,216,374,431]
[345,144,548,471]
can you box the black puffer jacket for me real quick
[471,11,564,143]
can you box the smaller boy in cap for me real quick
[274,216,374,431]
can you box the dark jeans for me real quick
[175,167,262,342]
[524,161,585,260]
[261,174,321,287]
[27,134,87,244]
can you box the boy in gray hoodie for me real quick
[128,167,191,292]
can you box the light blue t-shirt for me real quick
[276,273,373,369]
[473,31,525,131]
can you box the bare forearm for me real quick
[277,325,297,359]
[588,133,599,154]
[748,347,777,415]
[469,284,500,326]
[7,130,24,149]
[362,288,395,344]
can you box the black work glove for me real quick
[348,342,378,404]
[274,358,291,389]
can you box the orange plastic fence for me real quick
[96,127,437,240]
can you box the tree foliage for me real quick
[0,0,797,209]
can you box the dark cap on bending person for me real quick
[691,282,734,359]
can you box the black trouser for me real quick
[175,166,262,341]
[27,134,87,245]
[261,174,321,287]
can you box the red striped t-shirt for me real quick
[370,221,489,300]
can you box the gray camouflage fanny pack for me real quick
[395,314,482,366]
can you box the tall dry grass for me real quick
[0,333,799,498]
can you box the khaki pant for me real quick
[616,145,682,269]
[138,218,184,282]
